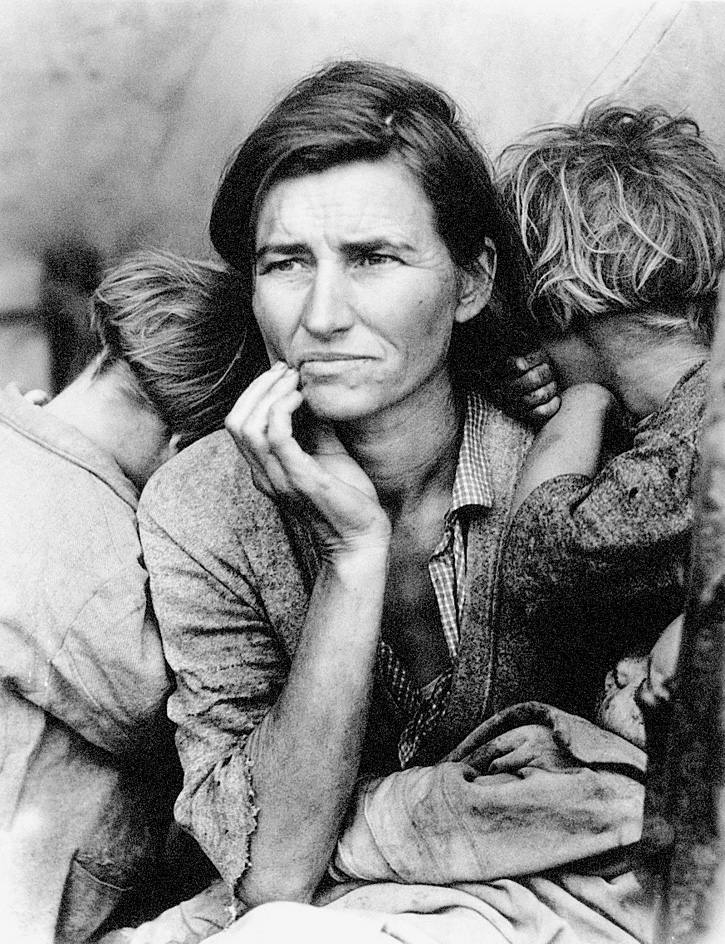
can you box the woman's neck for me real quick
[334,374,464,520]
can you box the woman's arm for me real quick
[140,472,389,908]
[238,547,388,905]
[332,722,645,885]
[142,363,392,908]
[221,364,392,907]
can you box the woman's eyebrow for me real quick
[342,238,415,255]
[255,242,309,260]
[256,238,416,260]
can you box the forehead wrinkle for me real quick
[255,161,437,253]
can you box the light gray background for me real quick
[1,0,724,265]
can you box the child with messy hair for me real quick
[0,251,265,943]
[489,104,725,721]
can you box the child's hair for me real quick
[92,250,266,448]
[498,103,725,344]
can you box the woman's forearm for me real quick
[235,544,389,908]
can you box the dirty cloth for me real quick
[103,702,651,944]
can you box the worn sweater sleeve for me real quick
[500,364,706,632]
[138,441,295,888]
[333,711,645,885]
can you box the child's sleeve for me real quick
[500,367,706,645]
[510,427,697,560]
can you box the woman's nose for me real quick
[300,265,354,337]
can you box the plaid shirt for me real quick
[377,391,494,767]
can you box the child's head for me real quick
[92,250,266,449]
[598,615,683,749]
[499,104,725,346]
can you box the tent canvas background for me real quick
[1,0,724,266]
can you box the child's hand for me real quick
[501,350,561,425]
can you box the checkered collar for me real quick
[448,390,494,518]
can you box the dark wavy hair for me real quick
[499,103,725,344]
[210,59,532,378]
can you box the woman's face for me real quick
[251,157,487,424]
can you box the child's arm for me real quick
[507,364,706,557]
[499,364,706,664]
[510,382,617,517]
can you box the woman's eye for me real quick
[360,253,397,267]
[259,257,303,274]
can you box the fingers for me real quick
[508,357,554,396]
[519,379,558,409]
[225,363,348,507]
[226,363,388,547]
[502,351,561,424]
[226,360,290,432]
[511,349,548,374]
[529,397,562,423]
[226,362,305,497]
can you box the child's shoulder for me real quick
[638,358,708,439]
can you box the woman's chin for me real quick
[302,387,372,424]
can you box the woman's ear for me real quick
[454,237,497,324]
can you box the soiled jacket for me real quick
[0,387,175,943]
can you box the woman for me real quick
[135,63,654,943]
